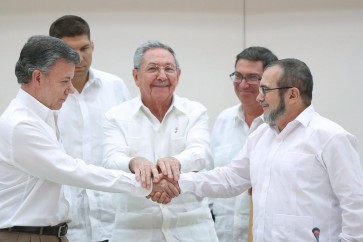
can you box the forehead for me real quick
[261,65,282,86]
[235,59,264,74]
[61,34,91,49]
[47,59,75,79]
[142,48,176,65]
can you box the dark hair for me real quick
[49,15,91,39]
[15,35,80,84]
[267,58,313,106]
[235,46,278,69]
[133,40,179,69]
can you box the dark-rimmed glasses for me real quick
[229,72,261,84]
[259,86,293,96]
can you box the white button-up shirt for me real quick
[103,94,218,242]
[57,68,131,241]
[211,104,263,242]
[0,89,148,229]
[180,105,363,242]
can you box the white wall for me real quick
[1,0,362,157]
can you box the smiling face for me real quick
[234,59,264,106]
[36,60,75,110]
[133,48,180,108]
[61,34,93,82]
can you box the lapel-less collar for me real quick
[134,94,187,117]
[268,105,315,135]
[16,88,59,137]
[83,67,102,90]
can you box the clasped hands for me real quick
[129,156,181,204]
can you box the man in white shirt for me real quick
[211,47,277,242]
[0,35,178,242]
[49,15,131,242]
[103,40,218,242]
[172,58,363,241]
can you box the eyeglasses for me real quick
[138,64,177,75]
[259,86,293,96]
[229,72,261,84]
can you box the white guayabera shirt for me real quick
[103,94,218,242]
[0,89,148,229]
[57,68,131,242]
[180,105,363,242]
[211,104,263,242]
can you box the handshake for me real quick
[129,156,181,204]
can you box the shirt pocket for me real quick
[272,214,315,242]
[170,134,186,156]
[279,152,315,189]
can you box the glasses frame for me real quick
[259,86,293,96]
[229,72,262,84]
[136,64,178,76]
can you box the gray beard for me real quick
[264,95,286,124]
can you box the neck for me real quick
[243,103,263,127]
[72,73,89,93]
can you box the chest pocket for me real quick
[276,152,315,189]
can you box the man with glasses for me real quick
[210,47,277,242]
[160,58,363,241]
[103,40,217,242]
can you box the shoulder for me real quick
[216,104,240,120]
[105,97,138,120]
[92,68,127,86]
[173,95,207,115]
[309,112,351,137]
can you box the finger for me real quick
[146,192,154,199]
[165,161,173,180]
[151,192,162,202]
[151,165,160,183]
[145,166,152,189]
[134,168,141,182]
[168,182,180,197]
[162,196,171,204]
[171,162,180,181]
[157,159,168,176]
[140,166,147,188]
[158,192,169,204]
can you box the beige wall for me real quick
[1,0,362,158]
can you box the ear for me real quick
[31,70,42,87]
[176,68,181,83]
[132,69,140,87]
[288,87,300,103]
[91,40,94,51]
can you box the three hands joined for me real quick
[129,156,181,204]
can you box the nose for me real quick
[156,68,168,81]
[256,92,264,102]
[66,81,75,94]
[237,78,251,88]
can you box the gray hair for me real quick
[133,40,179,69]
[15,35,80,84]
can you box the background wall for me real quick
[1,0,362,158]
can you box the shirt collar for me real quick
[86,67,102,88]
[16,88,54,123]
[268,105,315,133]
[134,94,185,116]
[237,104,265,124]
[294,105,315,127]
